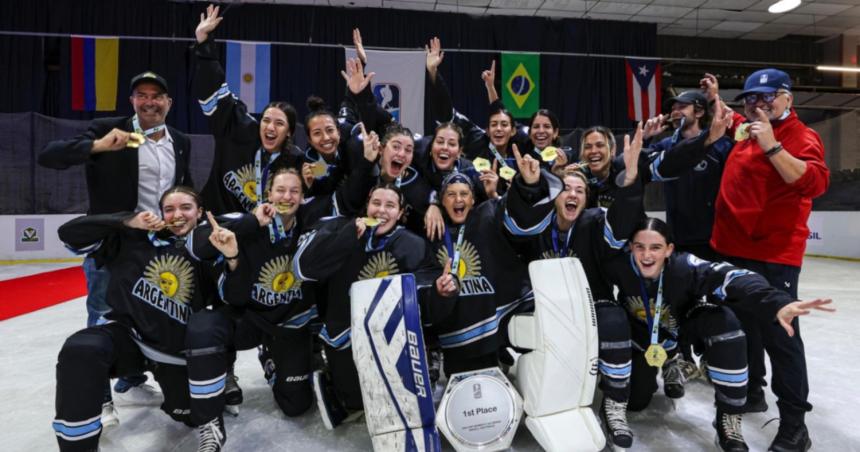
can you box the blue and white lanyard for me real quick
[132,115,166,137]
[630,254,665,346]
[443,224,466,276]
[254,148,286,243]
[487,144,513,169]
[550,214,574,257]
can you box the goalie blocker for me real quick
[350,274,441,452]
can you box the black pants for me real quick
[726,256,811,421]
[188,309,314,418]
[53,323,193,452]
[596,302,633,403]
[627,306,748,414]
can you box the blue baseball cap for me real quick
[735,68,791,100]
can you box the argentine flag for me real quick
[226,41,271,113]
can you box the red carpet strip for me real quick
[0,267,86,320]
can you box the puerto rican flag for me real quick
[625,58,662,121]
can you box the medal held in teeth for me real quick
[363,217,382,227]
[274,202,292,214]
[644,343,667,368]
[540,146,559,162]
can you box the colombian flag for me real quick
[71,36,119,111]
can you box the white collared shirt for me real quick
[135,128,176,213]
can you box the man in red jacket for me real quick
[710,68,829,452]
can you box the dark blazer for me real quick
[39,116,192,214]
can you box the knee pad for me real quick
[59,327,115,367]
[273,385,313,417]
[350,274,441,452]
[508,258,605,452]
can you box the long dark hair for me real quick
[366,182,406,212]
[629,217,674,244]
[528,108,561,147]
[159,185,202,212]
[432,121,464,148]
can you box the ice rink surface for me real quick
[1,257,858,452]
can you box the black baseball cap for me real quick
[130,71,169,94]
[666,90,708,110]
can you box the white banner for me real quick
[345,49,425,134]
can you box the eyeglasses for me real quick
[743,92,788,105]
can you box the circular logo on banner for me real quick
[443,374,516,447]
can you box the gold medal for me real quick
[540,146,559,162]
[274,202,293,214]
[734,123,750,141]
[644,344,667,368]
[126,132,145,149]
[472,157,491,172]
[499,166,516,181]
[310,161,329,178]
[362,217,382,227]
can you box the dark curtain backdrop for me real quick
[0,0,656,133]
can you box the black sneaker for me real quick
[744,386,768,413]
[713,409,749,452]
[601,398,633,448]
[662,357,686,399]
[768,421,811,452]
[312,370,347,430]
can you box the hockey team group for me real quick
[41,5,835,452]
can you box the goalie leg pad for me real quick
[509,258,605,452]
[350,274,441,452]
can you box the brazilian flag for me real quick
[502,52,540,118]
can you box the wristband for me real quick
[765,142,783,157]
[224,253,239,260]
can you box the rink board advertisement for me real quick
[0,212,857,260]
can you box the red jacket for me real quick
[711,110,829,267]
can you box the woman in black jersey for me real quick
[184,125,379,422]
[53,186,255,452]
[603,218,833,451]
[193,6,302,215]
[293,182,440,429]
[426,171,534,376]
[503,131,645,450]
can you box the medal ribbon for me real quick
[254,148,285,243]
[365,225,400,252]
[550,213,574,257]
[630,254,665,347]
[487,144,512,169]
[443,224,466,277]
[132,115,167,137]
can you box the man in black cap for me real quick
[39,70,193,424]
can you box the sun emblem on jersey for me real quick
[258,255,301,292]
[143,254,195,304]
[626,296,678,331]
[235,164,258,203]
[358,252,400,280]
[436,240,481,280]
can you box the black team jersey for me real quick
[293,217,440,350]
[503,171,644,303]
[605,252,793,341]
[427,198,533,361]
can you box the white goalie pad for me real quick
[508,258,605,452]
[350,274,441,452]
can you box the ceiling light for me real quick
[768,0,801,13]
[816,65,860,73]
